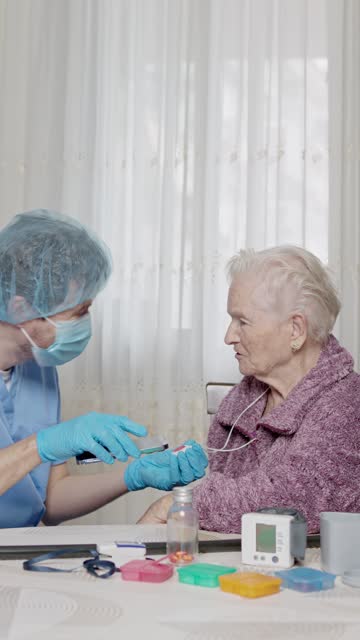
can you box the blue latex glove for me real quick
[37,413,147,464]
[124,439,208,491]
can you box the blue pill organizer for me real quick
[275,567,336,592]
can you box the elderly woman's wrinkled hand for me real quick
[137,494,173,524]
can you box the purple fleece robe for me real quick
[193,335,360,533]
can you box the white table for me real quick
[0,526,359,640]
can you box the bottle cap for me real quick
[172,486,193,502]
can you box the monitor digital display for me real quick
[256,523,276,553]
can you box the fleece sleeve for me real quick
[193,407,360,533]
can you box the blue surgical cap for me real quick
[0,209,112,323]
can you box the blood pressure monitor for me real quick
[241,508,307,569]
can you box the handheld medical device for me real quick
[241,508,307,569]
[96,542,146,565]
[76,434,168,464]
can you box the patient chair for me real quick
[205,382,236,415]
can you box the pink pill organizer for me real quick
[120,559,174,583]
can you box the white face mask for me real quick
[20,314,92,367]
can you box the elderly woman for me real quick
[139,245,360,533]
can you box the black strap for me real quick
[83,557,118,579]
[23,548,117,579]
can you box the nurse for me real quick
[0,210,207,527]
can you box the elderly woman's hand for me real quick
[137,494,173,524]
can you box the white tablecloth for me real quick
[0,529,359,639]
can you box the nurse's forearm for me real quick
[43,468,129,525]
[0,434,41,495]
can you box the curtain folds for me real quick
[0,0,330,451]
[328,0,360,371]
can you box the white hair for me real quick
[227,246,341,344]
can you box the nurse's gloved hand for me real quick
[175,439,208,485]
[124,439,208,491]
[36,413,147,464]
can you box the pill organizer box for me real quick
[121,559,173,583]
[219,572,282,598]
[177,563,237,587]
[275,567,336,592]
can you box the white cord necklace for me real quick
[207,387,269,453]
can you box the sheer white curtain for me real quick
[328,0,360,372]
[0,0,329,522]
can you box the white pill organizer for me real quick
[241,509,307,569]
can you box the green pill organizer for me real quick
[177,563,237,588]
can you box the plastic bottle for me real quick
[166,486,198,565]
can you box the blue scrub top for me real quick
[0,361,60,527]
